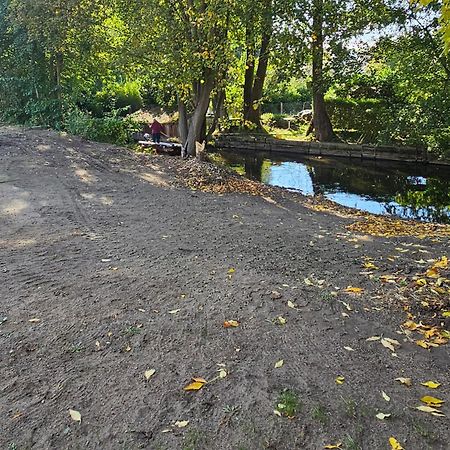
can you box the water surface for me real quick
[212,150,450,223]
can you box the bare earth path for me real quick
[1,126,449,450]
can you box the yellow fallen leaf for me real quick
[227,268,235,274]
[442,311,450,318]
[364,262,378,270]
[389,437,404,450]
[273,409,282,417]
[416,340,433,349]
[335,376,345,385]
[345,286,364,294]
[28,318,40,323]
[395,377,412,387]
[174,420,189,428]
[381,339,396,352]
[434,256,448,269]
[376,412,391,420]
[324,444,342,449]
[416,278,427,286]
[277,316,286,325]
[420,396,444,406]
[415,405,446,417]
[223,320,239,328]
[184,381,204,391]
[366,336,381,341]
[287,300,296,309]
[69,409,81,423]
[144,369,156,381]
[275,359,284,368]
[426,268,439,278]
[184,377,207,391]
[168,309,180,314]
[382,391,391,402]
[344,346,355,352]
[421,381,440,389]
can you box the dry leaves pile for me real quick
[347,216,450,238]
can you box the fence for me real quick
[262,102,312,115]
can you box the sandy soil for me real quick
[0,126,449,450]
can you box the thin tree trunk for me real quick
[206,90,225,142]
[178,98,189,145]
[243,29,255,121]
[311,0,336,142]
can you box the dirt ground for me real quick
[1,126,449,450]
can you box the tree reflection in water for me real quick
[214,150,450,223]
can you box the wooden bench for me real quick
[138,141,182,156]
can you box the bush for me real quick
[261,113,291,129]
[64,108,137,144]
[425,127,450,159]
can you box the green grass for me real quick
[276,389,301,417]
[312,404,329,425]
[343,434,362,450]
[341,397,357,419]
[123,325,142,336]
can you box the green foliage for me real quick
[65,108,136,144]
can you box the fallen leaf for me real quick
[389,436,404,450]
[382,391,391,402]
[28,318,40,323]
[168,309,180,314]
[277,316,286,325]
[434,256,448,269]
[184,377,207,391]
[344,346,355,352]
[364,262,379,270]
[227,268,235,274]
[218,369,227,379]
[366,336,381,342]
[275,359,284,368]
[415,405,446,417]
[69,409,81,423]
[381,338,397,352]
[324,444,342,449]
[421,381,440,389]
[442,311,450,318]
[345,286,364,294]
[144,369,156,381]
[273,410,282,417]
[376,412,391,420]
[224,320,239,328]
[335,376,345,385]
[174,420,189,428]
[271,290,283,299]
[420,396,444,406]
[416,340,433,349]
[395,377,412,387]
[416,278,427,286]
[287,300,296,309]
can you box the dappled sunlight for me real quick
[138,171,169,187]
[1,198,28,216]
[0,237,37,249]
[73,167,97,184]
[80,192,114,206]
[36,144,51,152]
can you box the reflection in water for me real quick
[213,150,450,223]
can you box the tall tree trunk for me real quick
[243,29,255,121]
[243,1,272,126]
[185,78,214,157]
[246,28,271,125]
[311,0,336,142]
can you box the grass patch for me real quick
[343,434,362,450]
[276,389,301,418]
[312,404,329,425]
[340,397,357,419]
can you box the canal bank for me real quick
[213,134,450,166]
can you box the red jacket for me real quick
[151,121,163,133]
